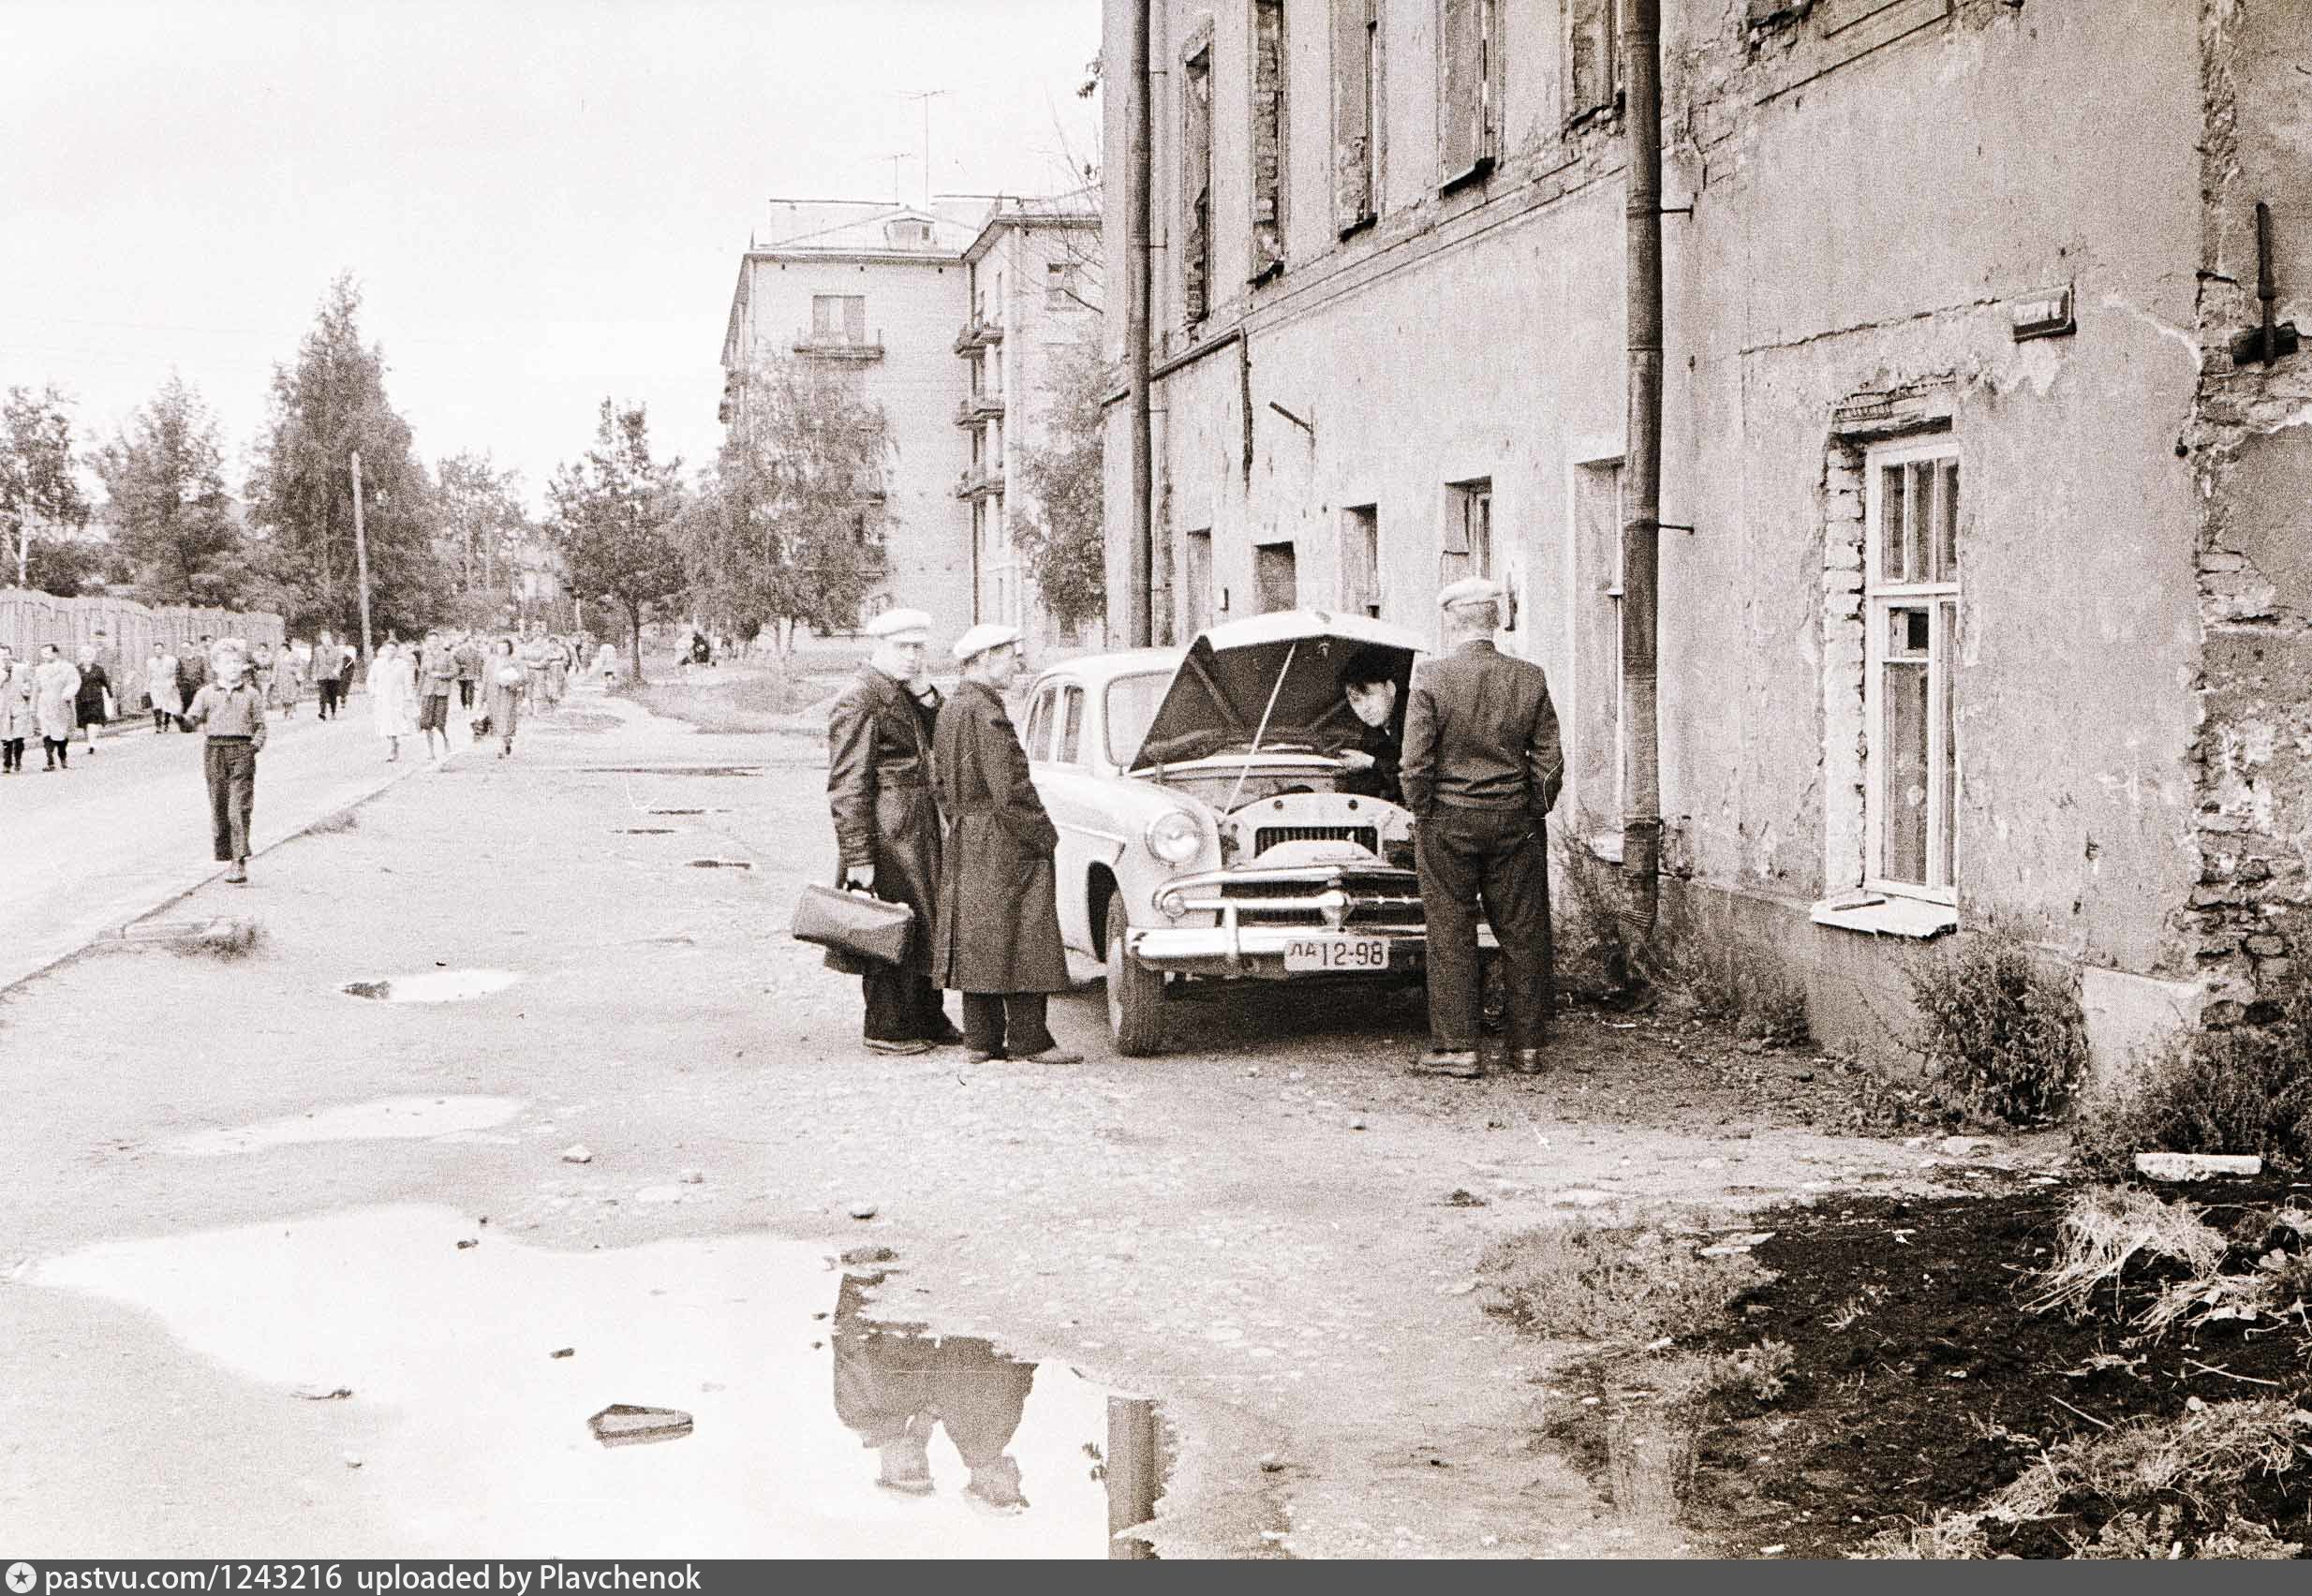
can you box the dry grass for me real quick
[2026,1187,2229,1319]
[174,919,263,961]
[2072,977,2312,1175]
[1477,1219,1772,1346]
[1857,1399,2312,1559]
[304,807,359,835]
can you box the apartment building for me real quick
[1098,0,2312,1072]
[958,193,1104,648]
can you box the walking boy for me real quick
[182,648,267,885]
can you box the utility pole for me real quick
[1620,0,1665,940]
[13,506,29,588]
[349,451,376,667]
[1126,0,1154,647]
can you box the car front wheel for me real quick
[1105,913,1166,1057]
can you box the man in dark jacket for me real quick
[1401,578,1564,1079]
[1334,645,1405,805]
[929,624,1082,1066]
[826,609,962,1056]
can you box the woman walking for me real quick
[73,643,110,755]
[274,639,304,716]
[34,643,81,771]
[145,640,180,732]
[594,640,618,690]
[370,639,420,761]
[485,638,526,759]
[0,644,34,773]
[544,635,570,709]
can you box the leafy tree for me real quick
[95,373,248,606]
[548,399,686,683]
[245,273,447,644]
[1008,332,1109,634]
[2,383,95,591]
[435,450,532,628]
[676,358,895,655]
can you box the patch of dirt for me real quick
[1545,1175,2312,1557]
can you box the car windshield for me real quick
[1105,672,1171,768]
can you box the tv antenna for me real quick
[878,152,913,203]
[897,89,946,205]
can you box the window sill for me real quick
[1810,891,1957,939]
[1437,155,1497,198]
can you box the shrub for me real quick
[2071,977,2312,1175]
[1904,932,2087,1127]
[1477,1220,1771,1345]
[1659,934,1812,1049]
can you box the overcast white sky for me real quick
[0,0,1102,511]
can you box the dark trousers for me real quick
[457,680,476,709]
[863,965,950,1043]
[960,993,1057,1058]
[42,736,67,768]
[204,738,257,862]
[317,678,341,717]
[1415,805,1555,1051]
[1,737,22,771]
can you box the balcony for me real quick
[953,391,1006,427]
[793,328,885,362]
[954,463,1006,500]
[951,314,1004,355]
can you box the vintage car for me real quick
[1023,609,1495,1056]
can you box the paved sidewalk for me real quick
[0,695,462,994]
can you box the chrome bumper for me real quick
[1129,920,1499,977]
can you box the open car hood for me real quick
[1130,609,1424,771]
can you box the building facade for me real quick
[1099,0,2312,1072]
[720,195,1105,645]
[958,194,1104,649]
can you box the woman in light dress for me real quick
[273,640,304,716]
[594,641,618,689]
[370,639,421,761]
[145,641,180,732]
[484,637,526,759]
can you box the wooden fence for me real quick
[0,589,287,704]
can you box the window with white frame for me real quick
[1864,439,1960,900]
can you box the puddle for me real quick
[617,828,676,835]
[165,1096,525,1157]
[342,970,524,1003]
[579,766,763,777]
[30,1206,1163,1558]
[647,807,731,817]
[685,859,753,870]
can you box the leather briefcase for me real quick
[792,879,914,967]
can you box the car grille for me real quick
[1253,824,1379,854]
[1221,874,1425,930]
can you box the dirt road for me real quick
[0,687,2051,1558]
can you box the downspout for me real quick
[1620,0,1665,938]
[1127,0,1156,647]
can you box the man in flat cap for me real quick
[1401,578,1564,1079]
[826,608,963,1056]
[929,624,1082,1066]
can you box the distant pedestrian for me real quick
[73,643,110,754]
[929,624,1081,1067]
[0,644,34,774]
[544,635,570,708]
[274,639,304,716]
[181,647,266,885]
[453,631,482,710]
[370,639,420,761]
[247,643,276,716]
[314,629,343,718]
[484,638,526,759]
[176,638,212,732]
[33,644,81,771]
[419,629,459,761]
[145,641,180,732]
[594,641,618,689]
[1401,578,1564,1080]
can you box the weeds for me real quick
[1904,933,2087,1127]
[173,920,263,961]
[1477,1220,1772,1346]
[2026,1187,2229,1318]
[305,807,359,835]
[1664,937,1813,1050]
[2071,976,2312,1175]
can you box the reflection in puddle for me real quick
[1549,1367,1712,1559]
[342,970,523,1003]
[31,1206,1158,1557]
[166,1096,525,1157]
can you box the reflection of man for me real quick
[1401,579,1564,1080]
[1334,646,1404,805]
[830,1271,1036,1509]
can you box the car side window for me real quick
[1024,687,1055,761]
[1058,687,1085,765]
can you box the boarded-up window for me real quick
[1254,541,1298,613]
[1251,0,1287,279]
[1565,0,1618,126]
[1438,0,1501,185]
[1341,505,1381,617]
[1440,478,1492,586]
[1181,529,1214,639]
[1332,0,1381,235]
[1182,42,1215,324]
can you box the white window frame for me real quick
[1862,436,1960,907]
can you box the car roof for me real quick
[1030,648,1180,688]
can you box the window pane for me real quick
[1934,460,1959,582]
[1887,605,1929,659]
[844,297,867,344]
[1937,599,1958,888]
[1025,691,1052,760]
[1060,688,1085,764]
[1883,660,1930,885]
[1879,464,1906,581]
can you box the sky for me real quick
[0,0,1103,513]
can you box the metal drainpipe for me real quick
[1620,0,1665,939]
[1127,0,1156,648]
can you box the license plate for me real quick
[1283,936,1390,973]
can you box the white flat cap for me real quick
[864,608,933,643]
[1438,576,1506,611]
[952,622,1023,662]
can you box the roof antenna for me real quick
[898,89,946,207]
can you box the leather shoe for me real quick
[1409,1049,1482,1079]
[926,1022,968,1047]
[1015,1048,1083,1066]
[964,1048,1003,1064]
[864,1038,931,1057]
[1511,1047,1548,1075]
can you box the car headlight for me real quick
[1144,808,1202,865]
[1157,887,1188,919]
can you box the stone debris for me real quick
[290,1383,352,1401]
[454,1238,479,1250]
[679,1169,706,1185]
[1940,1136,1996,1157]
[559,1145,593,1164]
[840,1245,897,1265]
[342,1453,364,1470]
[846,1201,878,1219]
[587,1403,694,1448]
[2134,1151,2263,1180]
[550,1348,575,1359]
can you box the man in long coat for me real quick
[826,609,962,1056]
[930,624,1081,1066]
[32,643,81,770]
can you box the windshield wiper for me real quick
[1223,642,1297,818]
